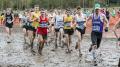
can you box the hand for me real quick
[105,27,108,32]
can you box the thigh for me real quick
[91,32,97,45]
[76,29,81,39]
[38,34,44,41]
[97,33,102,45]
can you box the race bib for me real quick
[77,21,85,29]
[39,22,47,28]
[7,19,12,23]
[56,21,63,27]
[64,22,71,27]
[92,26,100,31]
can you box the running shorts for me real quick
[64,29,74,35]
[37,27,47,35]
[76,27,86,34]
[5,22,13,28]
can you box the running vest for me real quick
[55,15,64,28]
[5,14,13,24]
[0,16,4,20]
[32,11,40,28]
[76,14,85,30]
[64,16,73,29]
[22,16,29,25]
[92,15,103,32]
[39,16,48,28]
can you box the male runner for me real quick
[86,6,109,66]
[54,10,64,49]
[37,10,49,55]
[30,5,40,53]
[4,8,14,43]
[74,6,87,57]
[63,9,75,53]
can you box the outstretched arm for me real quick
[113,20,120,31]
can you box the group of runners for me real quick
[0,5,120,66]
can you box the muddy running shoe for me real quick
[93,61,97,66]
[89,45,92,52]
[66,49,72,54]
[31,49,36,55]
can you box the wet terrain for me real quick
[0,28,119,67]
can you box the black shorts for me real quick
[55,28,60,32]
[64,29,74,35]
[91,31,102,48]
[76,27,86,34]
[5,23,13,28]
[27,25,36,32]
[106,17,110,21]
[22,25,29,30]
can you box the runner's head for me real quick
[76,6,81,12]
[6,8,12,15]
[57,10,61,15]
[41,9,46,17]
[66,8,71,16]
[76,6,81,15]
[34,5,39,12]
[24,10,28,16]
[95,7,100,15]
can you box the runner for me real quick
[63,9,75,53]
[54,10,64,49]
[21,11,29,45]
[48,10,55,43]
[113,10,120,48]
[86,6,109,66]
[30,5,40,53]
[74,6,87,57]
[37,10,49,55]
[4,8,14,43]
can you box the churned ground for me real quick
[0,27,119,67]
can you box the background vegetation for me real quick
[0,0,119,10]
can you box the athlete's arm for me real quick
[73,16,77,27]
[72,16,76,28]
[12,14,14,22]
[84,14,87,27]
[3,15,6,25]
[113,19,120,31]
[85,14,92,27]
[31,12,38,22]
[103,14,109,27]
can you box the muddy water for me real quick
[0,31,119,67]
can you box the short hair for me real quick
[76,6,81,10]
